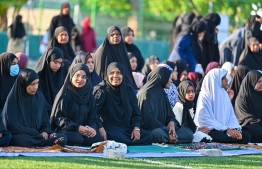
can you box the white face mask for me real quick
[10,64,19,77]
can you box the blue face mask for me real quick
[10,64,19,77]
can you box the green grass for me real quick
[0,155,262,169]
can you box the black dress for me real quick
[51,63,103,146]
[2,68,66,147]
[93,62,152,145]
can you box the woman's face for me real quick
[57,30,69,44]
[108,67,123,86]
[250,41,259,53]
[180,70,188,82]
[221,76,229,89]
[26,79,39,95]
[72,70,87,88]
[149,59,159,71]
[49,58,63,72]
[86,57,94,73]
[165,73,173,89]
[129,57,137,71]
[185,86,195,101]
[110,30,121,45]
[124,31,134,44]
[254,76,262,92]
[11,58,18,66]
[172,66,178,81]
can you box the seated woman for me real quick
[128,52,144,89]
[194,68,251,143]
[141,55,159,84]
[71,52,101,88]
[51,63,104,146]
[0,117,12,147]
[93,62,152,145]
[137,66,193,144]
[235,70,262,143]
[3,68,66,147]
[173,80,212,142]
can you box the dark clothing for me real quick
[34,47,65,115]
[2,68,66,147]
[141,56,159,84]
[174,59,187,86]
[209,129,250,144]
[51,63,103,146]
[0,53,18,109]
[10,15,26,39]
[244,124,262,143]
[0,133,12,147]
[93,62,152,145]
[94,26,137,90]
[121,26,145,72]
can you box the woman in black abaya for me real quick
[51,63,104,146]
[3,68,66,147]
[34,47,65,116]
[94,26,137,89]
[93,62,152,145]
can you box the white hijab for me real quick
[194,68,241,131]
[221,62,234,84]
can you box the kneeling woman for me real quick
[3,68,67,147]
[51,63,104,146]
[93,62,152,145]
[194,68,251,143]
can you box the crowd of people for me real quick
[1,2,262,148]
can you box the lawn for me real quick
[0,155,262,169]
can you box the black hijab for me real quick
[235,70,262,126]
[0,52,18,109]
[48,26,75,62]
[177,80,197,132]
[34,47,64,113]
[10,14,26,38]
[71,52,101,88]
[238,37,262,70]
[93,62,131,124]
[3,68,52,136]
[174,59,187,86]
[161,60,176,82]
[121,26,145,72]
[228,65,250,108]
[94,26,137,89]
[137,66,178,131]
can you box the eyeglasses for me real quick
[53,61,64,67]
[74,73,88,80]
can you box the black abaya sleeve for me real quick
[128,86,142,128]
[93,88,106,128]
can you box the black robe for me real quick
[121,26,145,72]
[137,66,179,131]
[10,15,26,38]
[71,52,101,88]
[34,47,65,115]
[50,63,103,146]
[93,62,152,145]
[174,59,188,86]
[0,52,18,109]
[94,26,138,90]
[2,68,66,147]
[235,70,262,126]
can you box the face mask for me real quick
[10,64,19,77]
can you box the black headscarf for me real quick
[0,52,18,109]
[181,12,196,31]
[238,37,262,70]
[94,26,137,89]
[47,26,75,62]
[71,52,101,88]
[137,66,179,131]
[3,68,52,136]
[161,60,176,82]
[177,80,197,132]
[174,59,187,86]
[121,26,145,72]
[10,14,26,38]
[235,70,262,126]
[228,65,250,108]
[34,47,64,114]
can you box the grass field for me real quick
[0,155,262,169]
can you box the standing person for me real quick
[0,53,19,111]
[234,71,262,143]
[3,68,67,147]
[6,14,26,53]
[81,17,97,53]
[47,26,75,62]
[48,2,75,43]
[34,47,65,116]
[137,66,193,144]
[94,26,137,89]
[121,26,144,72]
[93,62,152,145]
[51,64,103,146]
[194,68,251,143]
[15,52,28,70]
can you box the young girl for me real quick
[128,52,144,89]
